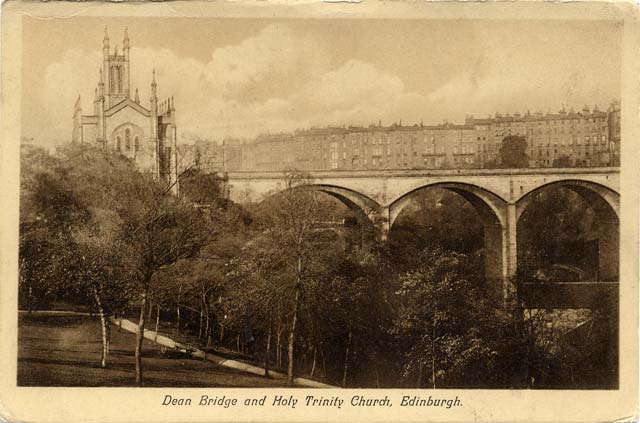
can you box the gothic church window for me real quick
[116,136,121,152]
[117,66,123,93]
[125,129,131,151]
[135,137,140,152]
[110,67,115,92]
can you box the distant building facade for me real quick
[192,102,620,173]
[72,28,178,189]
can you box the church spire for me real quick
[151,69,157,98]
[103,26,110,58]
[98,68,104,98]
[150,69,158,116]
[123,27,129,50]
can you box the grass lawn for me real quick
[18,313,287,387]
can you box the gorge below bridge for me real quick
[221,167,620,309]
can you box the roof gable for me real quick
[105,98,151,118]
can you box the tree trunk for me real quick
[154,304,160,342]
[310,345,317,378]
[92,286,109,368]
[264,328,272,378]
[219,323,225,343]
[431,320,437,389]
[342,331,352,388]
[175,285,182,336]
[276,327,282,368]
[199,310,203,339]
[135,288,149,385]
[287,289,301,386]
[147,299,153,321]
[236,334,240,352]
[321,347,327,379]
[286,255,304,386]
[205,312,210,346]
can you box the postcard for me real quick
[0,1,638,422]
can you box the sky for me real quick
[21,17,622,148]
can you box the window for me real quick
[116,136,121,152]
[585,136,590,145]
[134,137,139,152]
[117,66,123,93]
[125,128,131,151]
[110,67,116,92]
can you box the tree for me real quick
[51,143,216,382]
[19,144,132,368]
[255,172,325,385]
[115,176,213,384]
[391,247,520,388]
[552,155,573,168]
[499,135,529,168]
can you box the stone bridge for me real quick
[222,167,620,306]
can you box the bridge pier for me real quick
[483,203,517,307]
[375,206,391,242]
[597,218,619,281]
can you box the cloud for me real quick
[35,23,619,148]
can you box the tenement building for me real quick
[197,102,620,172]
[72,28,178,189]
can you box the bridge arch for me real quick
[388,182,508,229]
[516,179,619,222]
[255,182,382,243]
[313,184,381,220]
[386,182,510,302]
[516,179,620,282]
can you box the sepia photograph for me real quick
[1,2,638,422]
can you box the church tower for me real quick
[73,28,179,194]
[102,27,130,107]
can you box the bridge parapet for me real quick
[225,167,619,206]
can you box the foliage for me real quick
[517,187,597,277]
[18,142,616,389]
[552,155,573,167]
[499,135,529,168]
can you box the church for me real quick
[72,28,178,191]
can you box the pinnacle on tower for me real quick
[151,69,158,101]
[103,27,110,57]
[135,88,140,103]
[123,27,130,49]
